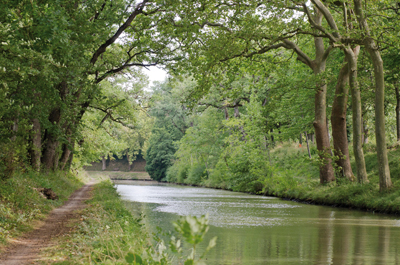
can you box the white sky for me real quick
[144,66,168,88]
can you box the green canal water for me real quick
[116,181,400,265]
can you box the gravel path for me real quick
[0,182,94,265]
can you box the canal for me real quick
[116,181,400,265]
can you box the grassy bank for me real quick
[39,180,154,264]
[167,142,400,215]
[0,170,85,247]
[40,177,215,264]
[262,143,400,214]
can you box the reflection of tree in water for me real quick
[352,223,366,265]
[313,207,400,265]
[331,213,351,265]
[314,208,335,265]
[375,226,390,265]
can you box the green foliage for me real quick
[166,163,189,183]
[172,215,217,265]
[186,164,207,185]
[125,253,143,264]
[145,80,191,181]
[0,0,186,174]
[77,74,153,169]
[145,128,177,181]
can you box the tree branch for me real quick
[95,61,159,83]
[302,3,339,42]
[282,39,314,69]
[92,106,135,129]
[90,0,150,65]
[311,0,340,37]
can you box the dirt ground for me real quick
[0,182,94,265]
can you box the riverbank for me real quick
[0,170,154,263]
[165,143,400,215]
[1,170,205,264]
[260,143,400,215]
[38,179,153,264]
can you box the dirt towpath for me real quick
[0,182,94,265]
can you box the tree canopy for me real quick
[1,0,400,193]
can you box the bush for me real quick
[186,163,207,185]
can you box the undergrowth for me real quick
[263,143,400,214]
[0,170,84,246]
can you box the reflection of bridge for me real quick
[110,178,153,181]
[85,171,151,181]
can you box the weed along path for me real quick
[0,182,94,265]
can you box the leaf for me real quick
[184,259,194,265]
[207,236,217,250]
[125,253,135,264]
[125,252,143,264]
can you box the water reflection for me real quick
[116,181,400,265]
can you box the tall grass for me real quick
[0,170,84,246]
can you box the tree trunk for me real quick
[102,156,107,171]
[345,46,368,183]
[53,145,60,170]
[331,58,354,181]
[313,24,335,183]
[11,118,18,141]
[41,137,59,171]
[270,128,274,143]
[29,118,41,171]
[361,111,369,144]
[305,131,312,159]
[224,107,229,120]
[127,152,132,171]
[41,108,61,171]
[353,0,391,191]
[59,139,72,171]
[395,82,400,141]
[65,143,74,171]
[326,117,331,142]
[367,47,392,190]
[234,106,240,118]
[289,8,335,184]
[314,82,335,183]
[234,106,246,140]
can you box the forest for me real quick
[1,0,400,196]
[2,0,400,263]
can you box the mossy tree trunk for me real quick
[331,58,354,181]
